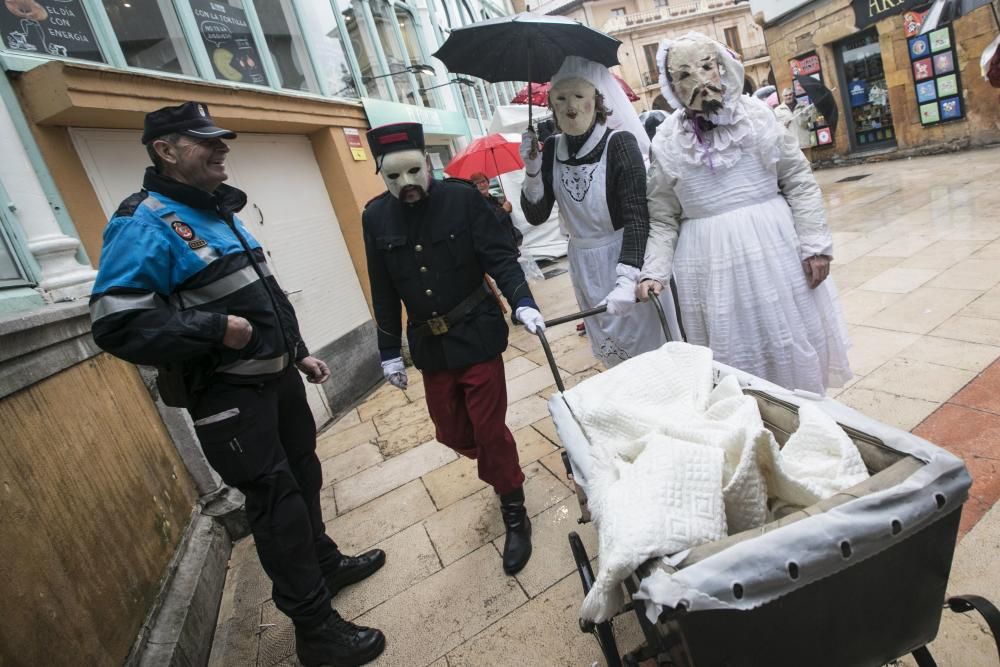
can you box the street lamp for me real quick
[418,77,478,93]
[362,63,435,83]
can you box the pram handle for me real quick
[536,297,673,393]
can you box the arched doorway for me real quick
[652,94,673,112]
[743,77,756,94]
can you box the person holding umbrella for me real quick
[362,122,543,576]
[773,87,815,150]
[637,32,852,394]
[519,56,681,367]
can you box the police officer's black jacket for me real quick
[363,178,535,372]
[90,169,309,390]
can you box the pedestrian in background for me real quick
[774,87,815,150]
[470,170,523,250]
[362,122,544,575]
[89,102,386,667]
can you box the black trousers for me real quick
[190,366,340,628]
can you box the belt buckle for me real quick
[427,316,449,335]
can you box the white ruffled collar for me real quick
[672,97,754,170]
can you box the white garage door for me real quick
[72,128,371,423]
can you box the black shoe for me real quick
[500,488,532,575]
[295,611,385,667]
[323,549,386,596]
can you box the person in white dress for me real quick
[519,56,681,367]
[637,33,852,393]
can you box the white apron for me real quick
[553,128,681,367]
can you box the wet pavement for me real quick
[208,146,1000,667]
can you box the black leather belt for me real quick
[410,283,489,337]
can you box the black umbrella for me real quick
[433,13,622,127]
[795,75,839,135]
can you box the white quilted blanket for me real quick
[561,342,869,622]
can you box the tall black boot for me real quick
[295,611,385,667]
[499,487,532,575]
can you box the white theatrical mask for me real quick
[550,77,597,137]
[380,149,431,203]
[667,40,724,114]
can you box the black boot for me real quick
[500,487,532,575]
[323,549,386,597]
[295,611,385,667]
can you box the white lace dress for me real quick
[640,97,852,393]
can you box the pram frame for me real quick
[536,298,1000,667]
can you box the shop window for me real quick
[371,1,418,104]
[836,30,895,151]
[250,0,319,93]
[102,0,195,75]
[459,83,478,119]
[610,7,626,16]
[0,218,29,287]
[337,0,390,98]
[643,43,660,85]
[396,6,434,107]
[294,0,358,98]
[1,0,104,62]
[189,0,269,86]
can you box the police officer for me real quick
[89,102,386,667]
[363,122,545,575]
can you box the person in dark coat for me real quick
[362,122,544,575]
[89,102,385,667]
[470,171,523,250]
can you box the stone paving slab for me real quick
[334,440,456,513]
[326,480,437,554]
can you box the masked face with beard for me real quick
[667,40,724,115]
[380,149,431,204]
[549,77,597,137]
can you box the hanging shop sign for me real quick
[853,0,925,29]
[1,0,102,61]
[190,0,268,85]
[906,23,964,126]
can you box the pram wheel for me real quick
[569,531,622,667]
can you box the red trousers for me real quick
[422,356,525,495]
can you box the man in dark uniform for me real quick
[362,122,544,575]
[89,102,386,667]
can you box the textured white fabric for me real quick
[561,342,869,622]
[554,126,614,241]
[603,263,641,316]
[641,95,849,393]
[551,56,650,157]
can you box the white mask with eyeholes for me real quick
[550,77,597,137]
[380,149,431,203]
[667,40,724,114]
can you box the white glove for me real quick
[515,306,546,334]
[602,264,641,316]
[520,130,545,203]
[380,357,408,390]
[519,130,542,173]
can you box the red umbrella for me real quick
[444,134,523,189]
[511,73,639,105]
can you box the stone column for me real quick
[0,101,95,301]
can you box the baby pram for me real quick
[536,298,1000,667]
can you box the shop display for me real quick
[838,29,896,149]
[790,51,835,148]
[1,0,102,61]
[907,24,964,126]
[190,0,267,85]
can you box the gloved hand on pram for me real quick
[602,264,640,316]
[516,306,546,334]
[381,357,408,390]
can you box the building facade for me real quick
[751,0,1000,160]
[525,0,773,113]
[0,0,517,663]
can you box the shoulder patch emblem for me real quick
[171,221,195,241]
[188,239,208,249]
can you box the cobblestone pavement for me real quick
[209,146,1000,667]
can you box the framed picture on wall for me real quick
[913,58,933,80]
[920,102,940,123]
[909,24,963,127]
[933,51,955,75]
[929,27,951,52]
[939,97,962,120]
[936,74,959,97]
[909,35,930,59]
[916,80,937,103]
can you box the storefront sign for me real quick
[902,8,930,36]
[190,0,267,85]
[362,97,469,137]
[853,0,925,29]
[1,0,101,61]
[790,54,822,77]
[343,128,367,161]
[906,24,964,127]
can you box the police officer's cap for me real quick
[366,122,425,170]
[142,102,237,145]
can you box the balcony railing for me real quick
[737,43,770,62]
[602,0,737,33]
